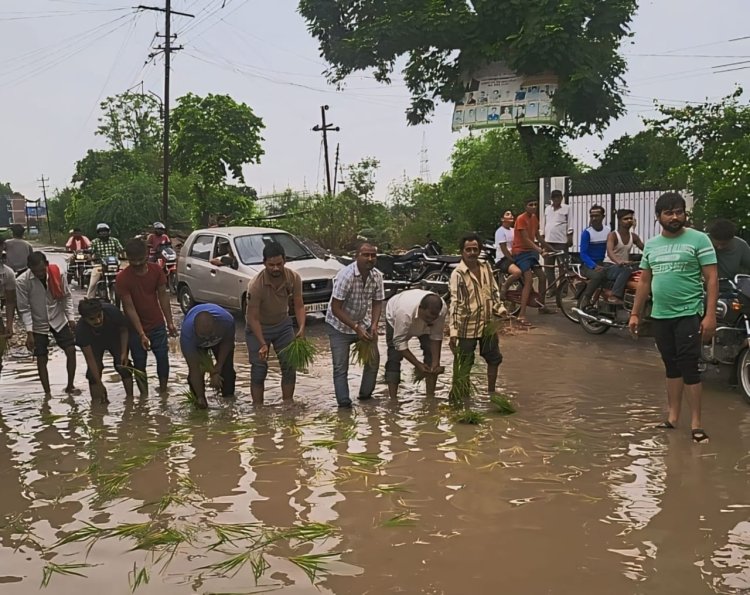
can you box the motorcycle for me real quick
[376,240,461,300]
[94,255,121,308]
[67,249,92,288]
[701,274,750,404]
[571,267,653,335]
[155,243,178,293]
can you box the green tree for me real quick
[648,89,750,232]
[97,91,162,151]
[171,93,265,226]
[595,129,688,188]
[298,0,636,134]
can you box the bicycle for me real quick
[494,251,586,324]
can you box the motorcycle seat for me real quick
[424,254,461,264]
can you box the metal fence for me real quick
[540,176,693,254]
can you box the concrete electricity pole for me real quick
[38,175,52,243]
[312,105,339,195]
[137,2,194,226]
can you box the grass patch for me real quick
[452,409,486,425]
[41,562,94,588]
[490,393,516,415]
[278,337,317,373]
[350,339,378,367]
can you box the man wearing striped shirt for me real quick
[449,233,506,395]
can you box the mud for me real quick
[0,270,749,594]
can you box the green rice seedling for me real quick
[197,350,215,374]
[490,393,516,415]
[380,511,419,527]
[307,439,340,449]
[40,562,93,588]
[340,452,382,467]
[128,563,149,592]
[120,365,148,383]
[130,526,191,552]
[279,337,317,372]
[275,522,336,544]
[452,409,486,425]
[481,318,501,349]
[93,472,130,503]
[207,523,263,550]
[448,353,475,406]
[373,483,410,494]
[350,339,378,367]
[288,552,340,582]
[202,550,256,577]
[250,553,270,582]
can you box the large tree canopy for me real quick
[298,0,637,134]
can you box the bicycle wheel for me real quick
[556,277,584,324]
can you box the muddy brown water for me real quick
[0,270,749,593]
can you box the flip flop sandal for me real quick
[656,421,675,429]
[515,318,533,327]
[692,429,709,443]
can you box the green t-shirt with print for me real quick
[640,228,717,319]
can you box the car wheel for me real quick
[179,284,195,314]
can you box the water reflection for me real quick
[0,316,748,593]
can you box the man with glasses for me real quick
[629,192,718,443]
[603,209,644,305]
[579,205,611,309]
[181,303,236,409]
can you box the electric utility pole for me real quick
[137,2,194,226]
[38,175,52,243]
[312,105,339,195]
[332,143,340,196]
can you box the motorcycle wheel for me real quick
[422,270,451,301]
[577,295,610,335]
[556,278,584,324]
[168,271,178,294]
[96,282,109,303]
[738,348,750,406]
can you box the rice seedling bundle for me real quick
[448,354,475,406]
[350,339,377,367]
[481,318,501,349]
[490,393,516,415]
[453,409,486,425]
[279,337,317,372]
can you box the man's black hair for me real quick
[459,232,482,251]
[124,238,147,259]
[654,192,686,215]
[706,218,736,241]
[263,241,285,261]
[78,298,103,318]
[420,293,444,314]
[27,251,47,268]
[590,204,605,215]
[616,209,635,221]
[550,189,563,199]
[10,224,24,238]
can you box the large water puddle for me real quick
[0,294,749,594]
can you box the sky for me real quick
[2,0,750,205]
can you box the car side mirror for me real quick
[231,259,239,270]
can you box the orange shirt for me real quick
[512,212,539,254]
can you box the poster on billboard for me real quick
[452,62,559,131]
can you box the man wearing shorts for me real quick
[512,198,554,325]
[629,192,718,443]
[16,252,79,396]
[494,210,522,299]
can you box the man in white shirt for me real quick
[541,190,573,286]
[494,210,523,298]
[385,289,446,399]
[16,252,78,396]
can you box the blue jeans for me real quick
[327,323,379,406]
[129,324,169,386]
[245,318,296,386]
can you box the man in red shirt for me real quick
[511,198,555,325]
[65,228,91,252]
[117,238,177,395]
[146,222,171,262]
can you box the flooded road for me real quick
[0,276,749,594]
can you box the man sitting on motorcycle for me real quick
[706,218,750,294]
[87,223,124,299]
[603,209,645,305]
[65,228,91,253]
[579,205,612,309]
[147,222,171,262]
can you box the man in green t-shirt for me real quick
[629,192,718,444]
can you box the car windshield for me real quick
[233,232,314,265]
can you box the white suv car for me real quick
[176,226,343,315]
